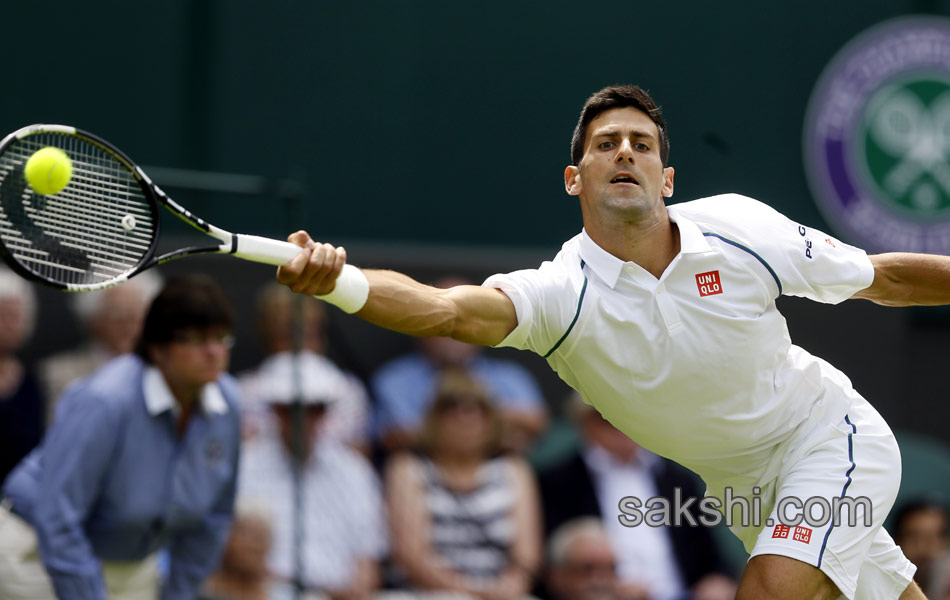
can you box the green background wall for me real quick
[5,0,945,245]
[4,1,950,451]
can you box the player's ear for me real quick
[565,165,582,196]
[661,166,675,198]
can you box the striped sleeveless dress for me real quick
[421,456,516,581]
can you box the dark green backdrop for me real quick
[4,1,950,449]
[5,0,946,246]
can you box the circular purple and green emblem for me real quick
[804,17,950,253]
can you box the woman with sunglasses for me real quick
[384,368,542,600]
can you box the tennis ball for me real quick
[24,147,73,195]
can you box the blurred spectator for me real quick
[0,276,241,600]
[373,276,548,455]
[0,268,43,485]
[39,270,161,421]
[237,374,386,600]
[239,282,370,452]
[536,394,735,600]
[384,369,542,599]
[893,498,950,588]
[545,517,620,600]
[201,499,274,600]
[929,551,950,600]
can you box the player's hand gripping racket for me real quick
[0,124,363,303]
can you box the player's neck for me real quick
[586,212,681,280]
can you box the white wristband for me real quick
[314,264,370,313]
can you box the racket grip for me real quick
[232,234,369,313]
[231,234,305,265]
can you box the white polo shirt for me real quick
[485,194,875,493]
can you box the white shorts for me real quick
[0,504,159,600]
[748,399,916,599]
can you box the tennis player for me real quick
[277,85,950,599]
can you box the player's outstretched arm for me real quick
[276,231,518,347]
[852,252,950,307]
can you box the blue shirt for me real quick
[3,355,241,600]
[371,354,545,437]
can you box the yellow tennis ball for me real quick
[24,147,73,195]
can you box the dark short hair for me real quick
[570,85,670,167]
[135,275,234,363]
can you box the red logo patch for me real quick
[696,271,723,297]
[793,526,812,543]
[772,524,790,539]
[825,238,836,247]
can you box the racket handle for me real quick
[232,234,369,313]
[231,234,303,265]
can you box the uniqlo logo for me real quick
[793,526,812,543]
[696,271,723,297]
[772,524,790,539]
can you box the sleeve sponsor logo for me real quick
[798,225,814,259]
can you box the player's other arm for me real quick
[276,231,518,346]
[852,252,950,307]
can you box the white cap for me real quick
[254,351,349,406]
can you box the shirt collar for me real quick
[579,229,625,289]
[583,442,660,473]
[667,204,712,255]
[143,366,229,417]
[578,208,711,289]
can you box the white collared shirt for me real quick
[584,445,686,599]
[485,194,875,493]
[237,434,387,589]
[143,366,229,417]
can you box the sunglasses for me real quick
[273,402,329,414]
[170,330,236,349]
[435,395,490,414]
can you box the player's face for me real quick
[565,107,674,225]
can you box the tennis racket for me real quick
[0,124,359,293]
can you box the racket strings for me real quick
[0,133,156,287]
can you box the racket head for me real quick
[0,125,161,291]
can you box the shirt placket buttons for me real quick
[655,283,683,334]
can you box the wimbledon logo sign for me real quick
[804,17,950,253]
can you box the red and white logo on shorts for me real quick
[772,524,791,539]
[793,526,812,544]
[696,271,723,297]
